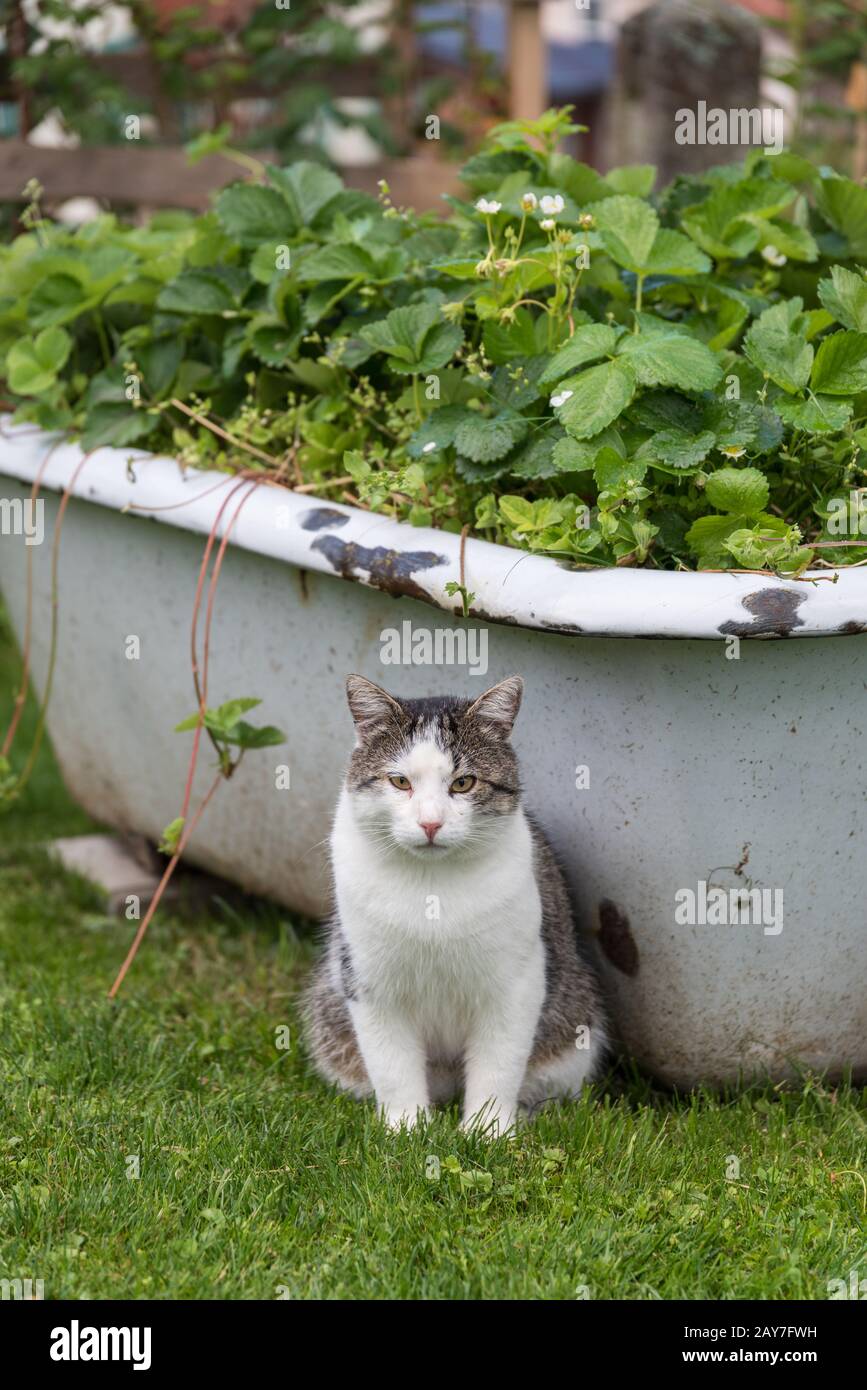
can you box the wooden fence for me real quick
[0,2,545,215]
[0,140,464,213]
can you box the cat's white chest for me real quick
[331,795,543,1046]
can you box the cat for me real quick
[303,673,609,1135]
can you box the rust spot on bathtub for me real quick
[468,607,520,626]
[301,507,350,531]
[540,619,583,633]
[311,534,448,603]
[598,899,639,976]
[718,588,806,639]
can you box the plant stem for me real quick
[169,399,279,467]
[107,772,222,1000]
[93,310,111,366]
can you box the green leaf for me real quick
[491,355,548,409]
[454,410,528,463]
[287,358,339,392]
[215,183,293,247]
[498,495,537,530]
[249,241,291,284]
[547,155,612,205]
[7,326,72,395]
[538,325,617,386]
[550,427,623,474]
[137,337,183,397]
[157,270,236,315]
[361,303,440,361]
[266,162,343,227]
[28,273,94,328]
[633,390,705,434]
[212,698,263,729]
[748,218,818,263]
[406,405,474,457]
[454,454,513,484]
[605,164,656,198]
[248,316,301,367]
[586,194,659,272]
[743,299,813,393]
[701,398,782,454]
[685,514,748,564]
[774,395,852,434]
[810,331,867,395]
[681,178,796,260]
[594,448,647,493]
[723,523,806,570]
[185,123,231,164]
[412,322,464,375]
[30,324,69,372]
[360,303,461,374]
[482,308,544,364]
[616,333,722,391]
[175,698,283,751]
[507,430,565,480]
[555,359,636,439]
[641,228,711,277]
[705,467,769,515]
[640,428,716,470]
[459,147,543,194]
[158,817,184,856]
[817,177,867,258]
[80,403,157,451]
[431,257,484,281]
[0,753,17,801]
[550,435,594,473]
[297,243,377,284]
[223,721,286,750]
[818,266,867,332]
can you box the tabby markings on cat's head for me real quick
[344,674,523,859]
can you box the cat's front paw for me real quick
[461,1103,518,1140]
[382,1103,429,1133]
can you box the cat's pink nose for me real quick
[420,821,443,843]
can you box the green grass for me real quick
[1,605,866,1300]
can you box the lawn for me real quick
[1,602,866,1300]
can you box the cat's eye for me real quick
[450,775,476,794]
[388,774,411,791]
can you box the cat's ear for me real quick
[345,674,404,742]
[465,675,523,739]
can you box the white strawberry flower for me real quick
[521,191,538,211]
[540,218,556,231]
[421,441,438,454]
[761,245,787,267]
[540,194,565,216]
[475,198,502,215]
[719,444,746,459]
[550,389,574,409]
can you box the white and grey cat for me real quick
[303,673,608,1134]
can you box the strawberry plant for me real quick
[3,109,867,573]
